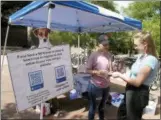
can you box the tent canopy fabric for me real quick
[9,1,142,33]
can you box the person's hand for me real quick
[92,70,101,76]
[99,70,107,76]
[108,71,113,76]
[112,72,121,78]
[93,70,107,76]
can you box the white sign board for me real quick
[7,44,74,111]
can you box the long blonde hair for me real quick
[133,31,157,57]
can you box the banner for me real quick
[7,44,73,111]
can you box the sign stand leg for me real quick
[40,103,44,119]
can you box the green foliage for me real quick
[143,18,160,54]
[1,1,31,25]
[124,1,160,54]
[124,1,160,20]
[91,1,117,12]
[109,32,132,54]
[49,31,96,49]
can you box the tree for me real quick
[109,31,132,54]
[1,1,31,26]
[91,1,118,12]
[124,1,160,55]
[1,1,33,47]
[124,2,160,20]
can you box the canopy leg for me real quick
[1,25,10,72]
[77,34,80,66]
[46,3,55,48]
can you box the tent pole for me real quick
[130,32,134,57]
[46,3,55,47]
[78,34,80,66]
[1,25,10,72]
[40,3,55,120]
[47,4,53,29]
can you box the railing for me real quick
[71,53,87,68]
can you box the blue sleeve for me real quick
[143,56,158,70]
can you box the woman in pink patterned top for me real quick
[86,34,113,120]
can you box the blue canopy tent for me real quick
[2,0,142,69]
[8,1,142,32]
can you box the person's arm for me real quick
[86,52,95,74]
[86,52,102,76]
[87,69,101,76]
[119,66,151,87]
[112,56,157,87]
